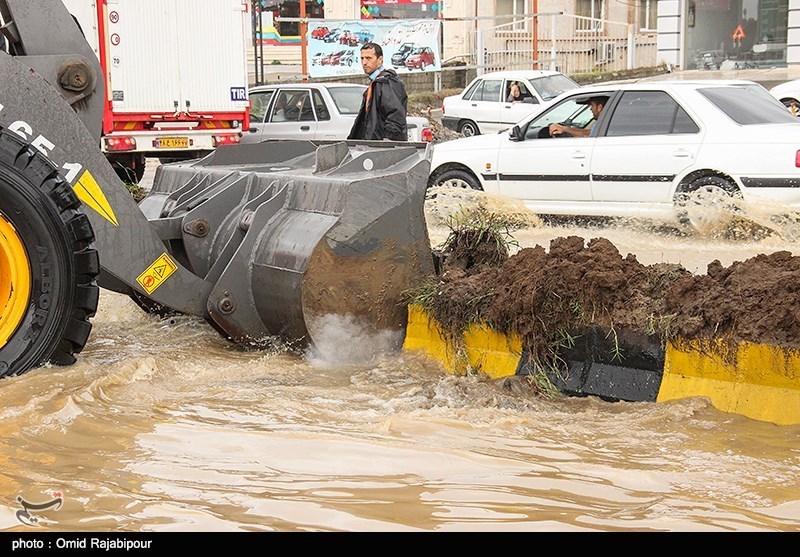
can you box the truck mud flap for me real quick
[520,326,666,403]
[138,140,435,358]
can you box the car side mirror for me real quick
[509,125,523,141]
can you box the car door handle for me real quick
[673,149,693,158]
[471,103,477,107]
[571,151,586,159]
[300,126,310,131]
[249,127,259,133]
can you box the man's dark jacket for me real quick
[348,69,408,141]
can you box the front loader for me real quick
[0,0,434,377]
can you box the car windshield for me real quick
[531,74,581,100]
[411,48,425,54]
[329,86,365,114]
[698,86,798,124]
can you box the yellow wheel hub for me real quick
[0,212,30,348]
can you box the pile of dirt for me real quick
[406,106,460,144]
[425,118,461,144]
[426,236,688,362]
[487,237,690,361]
[417,233,800,364]
[665,251,800,348]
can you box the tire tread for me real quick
[0,128,100,377]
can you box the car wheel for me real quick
[674,175,741,234]
[429,168,483,195]
[458,120,479,138]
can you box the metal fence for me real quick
[470,12,658,75]
[251,12,659,90]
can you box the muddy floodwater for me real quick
[2,185,800,532]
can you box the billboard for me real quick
[308,19,441,78]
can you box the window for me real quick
[312,90,330,121]
[506,80,534,102]
[254,1,324,41]
[530,74,581,101]
[497,0,527,30]
[639,0,657,31]
[281,0,324,37]
[298,95,315,121]
[525,96,596,139]
[270,90,313,122]
[468,80,503,102]
[462,79,481,100]
[249,90,274,124]
[576,0,604,31]
[328,86,366,115]
[699,87,797,125]
[605,91,699,136]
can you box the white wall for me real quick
[789,0,800,65]
[656,0,683,69]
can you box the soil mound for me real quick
[415,233,800,364]
[485,236,688,362]
[665,251,800,347]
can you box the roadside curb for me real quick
[402,304,800,425]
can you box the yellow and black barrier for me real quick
[402,304,800,426]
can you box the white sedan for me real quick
[429,80,800,230]
[244,83,432,143]
[441,70,580,137]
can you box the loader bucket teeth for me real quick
[138,140,435,358]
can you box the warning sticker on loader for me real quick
[137,253,178,295]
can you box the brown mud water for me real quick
[403,213,800,426]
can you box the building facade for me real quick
[657,0,795,70]
[252,0,658,70]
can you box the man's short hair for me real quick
[361,42,383,57]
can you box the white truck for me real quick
[63,0,251,182]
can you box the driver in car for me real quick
[549,96,607,137]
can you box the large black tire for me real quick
[0,131,100,378]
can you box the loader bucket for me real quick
[138,140,435,358]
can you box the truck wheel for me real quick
[109,152,146,184]
[0,131,100,378]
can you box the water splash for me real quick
[305,314,404,368]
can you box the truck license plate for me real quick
[156,137,189,149]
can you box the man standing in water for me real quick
[348,42,408,141]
